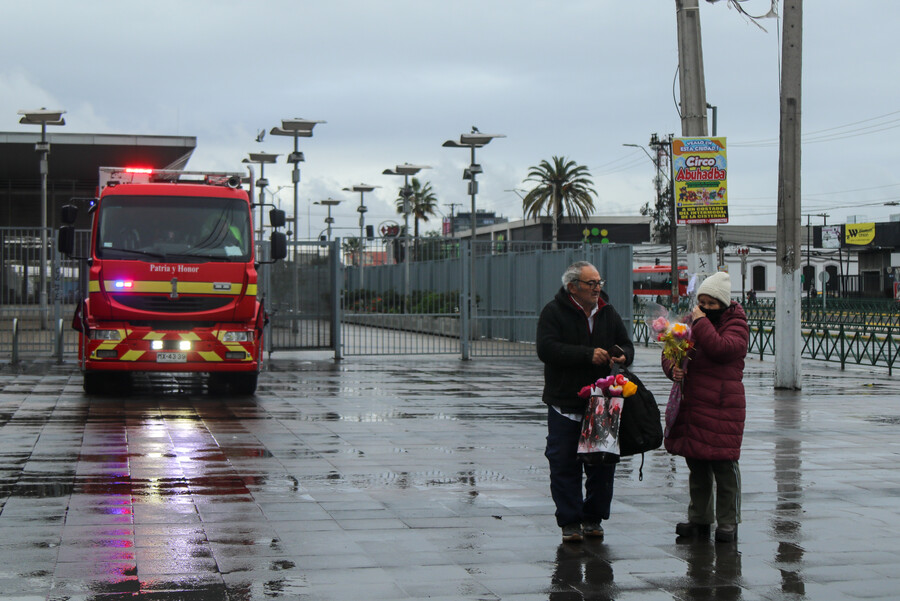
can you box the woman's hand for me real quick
[672,365,685,382]
[691,304,705,321]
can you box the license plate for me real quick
[157,352,187,363]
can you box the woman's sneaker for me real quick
[675,522,711,538]
[715,524,738,543]
[561,523,583,542]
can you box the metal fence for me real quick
[265,240,339,354]
[6,225,898,373]
[338,238,634,357]
[633,299,900,373]
[0,227,88,361]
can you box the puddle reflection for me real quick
[549,543,615,600]
[773,391,805,595]
[679,541,743,600]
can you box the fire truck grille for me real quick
[111,294,233,313]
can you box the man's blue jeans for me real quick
[545,407,616,528]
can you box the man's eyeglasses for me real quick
[576,279,605,289]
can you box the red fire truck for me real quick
[58,167,286,395]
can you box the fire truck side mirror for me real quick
[61,204,78,225]
[270,231,287,261]
[269,209,286,228]
[58,226,76,256]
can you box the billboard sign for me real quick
[673,137,728,225]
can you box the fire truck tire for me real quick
[83,372,104,394]
[230,373,258,395]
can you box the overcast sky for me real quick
[2,1,897,237]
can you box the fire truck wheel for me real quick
[208,374,229,395]
[230,373,258,395]
[83,372,104,394]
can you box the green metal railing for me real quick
[634,300,900,374]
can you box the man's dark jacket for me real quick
[536,287,635,413]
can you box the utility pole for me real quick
[445,202,462,237]
[648,134,679,302]
[675,0,717,283]
[775,0,803,390]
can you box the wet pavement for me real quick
[0,347,898,600]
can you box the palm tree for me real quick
[395,178,438,239]
[522,156,597,248]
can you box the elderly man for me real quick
[536,261,635,542]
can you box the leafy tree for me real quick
[522,156,597,247]
[395,178,438,239]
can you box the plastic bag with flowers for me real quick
[575,372,640,464]
[645,303,693,438]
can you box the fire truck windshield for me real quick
[96,196,251,262]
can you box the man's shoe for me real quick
[582,521,604,540]
[715,524,738,543]
[561,523,583,543]
[675,521,711,538]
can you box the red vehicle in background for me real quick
[632,265,688,299]
[58,167,286,395]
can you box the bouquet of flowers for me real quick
[575,373,639,464]
[645,303,693,438]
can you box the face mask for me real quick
[699,305,726,322]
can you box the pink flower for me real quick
[651,316,670,333]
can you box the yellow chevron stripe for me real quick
[120,350,145,361]
[89,280,101,292]
[143,332,165,340]
[179,333,201,341]
[198,351,222,362]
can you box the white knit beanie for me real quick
[696,271,732,306]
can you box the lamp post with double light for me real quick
[242,152,280,248]
[383,164,430,308]
[315,198,342,241]
[342,184,379,289]
[443,130,504,343]
[19,108,66,330]
[270,118,325,329]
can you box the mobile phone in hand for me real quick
[610,345,625,358]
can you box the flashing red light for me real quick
[114,280,134,289]
[125,168,153,174]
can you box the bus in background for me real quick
[633,265,688,298]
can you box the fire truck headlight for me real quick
[90,329,121,341]
[179,340,192,351]
[151,340,163,350]
[223,331,253,342]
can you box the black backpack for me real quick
[616,366,663,479]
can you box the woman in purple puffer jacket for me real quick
[662,271,748,543]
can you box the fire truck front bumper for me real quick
[82,326,260,373]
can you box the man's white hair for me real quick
[562,261,596,287]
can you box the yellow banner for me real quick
[845,222,876,245]
[673,137,728,225]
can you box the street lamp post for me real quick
[19,108,66,330]
[342,184,379,290]
[270,118,325,332]
[242,152,280,248]
[505,188,528,232]
[383,164,430,310]
[443,130,506,245]
[315,198,342,241]
[443,130,505,351]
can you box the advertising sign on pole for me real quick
[673,137,728,225]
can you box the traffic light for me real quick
[366,225,374,239]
